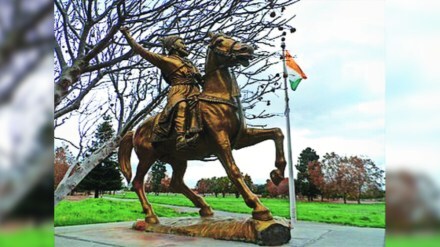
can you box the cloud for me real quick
[167,0,386,188]
[386,0,440,182]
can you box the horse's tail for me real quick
[118,131,134,184]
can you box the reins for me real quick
[199,37,246,148]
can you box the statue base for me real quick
[133,216,291,246]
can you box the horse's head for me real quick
[207,32,254,67]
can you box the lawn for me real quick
[0,225,53,247]
[54,198,197,226]
[107,192,385,228]
[386,234,440,247]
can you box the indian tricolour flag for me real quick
[284,50,307,91]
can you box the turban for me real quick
[161,35,181,52]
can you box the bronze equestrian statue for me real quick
[118,30,287,224]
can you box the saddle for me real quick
[151,96,202,143]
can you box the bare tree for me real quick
[54,0,300,204]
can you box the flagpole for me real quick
[281,41,297,226]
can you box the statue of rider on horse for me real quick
[119,27,287,225]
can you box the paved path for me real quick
[56,202,385,247]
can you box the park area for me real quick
[55,192,385,228]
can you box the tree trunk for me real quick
[235,192,239,198]
[343,194,347,204]
[358,188,361,204]
[54,136,121,206]
[222,192,225,198]
[94,188,99,198]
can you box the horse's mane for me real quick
[209,32,232,44]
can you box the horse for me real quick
[118,32,287,224]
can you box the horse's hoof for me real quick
[132,220,146,231]
[270,169,284,186]
[199,206,214,217]
[252,209,273,221]
[145,215,160,224]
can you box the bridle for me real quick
[208,37,239,60]
[203,35,239,78]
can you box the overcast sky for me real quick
[54,0,439,188]
[385,0,440,186]
[181,0,386,187]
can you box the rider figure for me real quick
[120,27,202,150]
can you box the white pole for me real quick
[281,41,297,226]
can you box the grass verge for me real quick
[54,198,197,227]
[386,234,440,247]
[107,193,385,228]
[0,225,53,247]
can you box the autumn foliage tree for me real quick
[54,146,74,189]
[307,160,326,201]
[266,179,278,197]
[349,156,384,203]
[195,179,210,196]
[277,178,290,197]
[265,178,289,198]
[309,152,385,204]
[160,175,171,194]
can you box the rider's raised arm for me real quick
[120,27,165,69]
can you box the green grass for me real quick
[54,198,197,227]
[107,192,385,228]
[0,225,53,247]
[386,234,440,247]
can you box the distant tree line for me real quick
[54,143,384,204]
[195,174,254,198]
[294,147,385,204]
[190,147,385,204]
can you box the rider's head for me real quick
[161,35,189,57]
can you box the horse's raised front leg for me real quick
[169,160,214,217]
[214,130,273,221]
[234,128,287,185]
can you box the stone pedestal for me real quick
[133,216,291,246]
